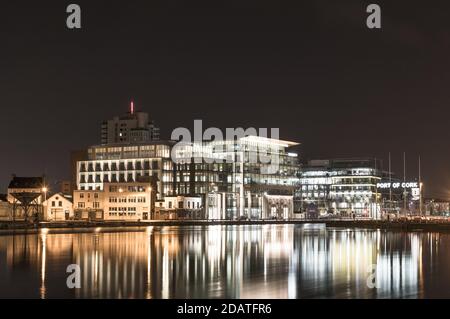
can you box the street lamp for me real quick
[42,187,48,201]
[41,186,48,223]
[147,186,153,220]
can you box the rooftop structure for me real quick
[7,175,46,222]
[101,102,160,145]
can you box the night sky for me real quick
[0,1,449,198]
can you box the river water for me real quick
[0,224,449,299]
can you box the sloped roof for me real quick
[45,193,73,204]
[8,176,44,189]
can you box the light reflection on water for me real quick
[0,224,449,299]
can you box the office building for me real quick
[76,141,174,200]
[173,136,301,220]
[298,158,384,218]
[76,136,300,220]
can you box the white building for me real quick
[155,195,203,219]
[73,189,104,220]
[43,193,74,221]
[162,196,202,210]
[76,142,174,200]
[73,181,152,221]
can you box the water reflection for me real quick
[0,225,449,298]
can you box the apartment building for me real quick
[101,102,160,144]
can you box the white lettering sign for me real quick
[377,182,418,189]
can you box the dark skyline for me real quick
[0,1,449,198]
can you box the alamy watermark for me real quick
[170,120,282,174]
[366,264,380,289]
[66,264,81,289]
[65,4,380,30]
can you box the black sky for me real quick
[0,0,449,198]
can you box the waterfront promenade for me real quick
[2,218,450,234]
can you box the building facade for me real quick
[43,193,74,221]
[73,181,152,221]
[173,136,301,220]
[155,195,203,219]
[75,135,301,220]
[73,189,104,220]
[298,159,385,218]
[424,199,449,216]
[76,142,174,200]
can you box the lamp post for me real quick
[42,187,48,201]
[147,186,153,220]
[41,187,48,222]
[419,182,423,216]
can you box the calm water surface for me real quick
[0,224,449,299]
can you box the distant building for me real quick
[59,180,72,195]
[425,199,450,216]
[42,193,74,221]
[101,102,160,145]
[298,159,386,218]
[298,158,424,219]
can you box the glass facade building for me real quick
[173,136,301,219]
[298,158,385,218]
